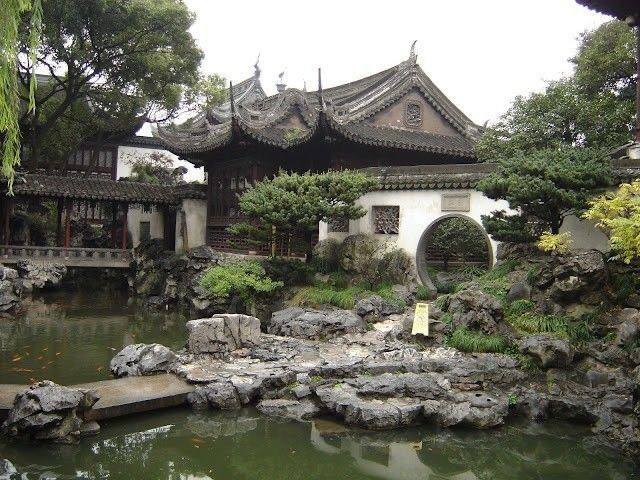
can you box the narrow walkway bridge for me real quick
[0,374,194,421]
[0,245,132,269]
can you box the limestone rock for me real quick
[186,314,260,357]
[423,392,509,429]
[0,459,17,478]
[1,381,98,444]
[446,286,504,334]
[268,307,365,340]
[257,398,320,421]
[519,335,574,368]
[109,343,177,377]
[355,295,403,322]
[15,260,66,292]
[547,251,608,302]
[188,382,241,410]
[506,281,531,302]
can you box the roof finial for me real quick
[254,53,261,77]
[409,40,418,64]
[318,67,325,110]
[276,71,286,93]
[229,81,236,115]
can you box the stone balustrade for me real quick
[0,245,132,268]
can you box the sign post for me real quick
[411,303,429,336]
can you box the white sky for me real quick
[183,0,609,125]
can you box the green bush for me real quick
[261,257,314,286]
[445,328,509,353]
[311,239,342,274]
[200,260,283,307]
[378,247,414,285]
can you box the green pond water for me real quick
[1,291,639,479]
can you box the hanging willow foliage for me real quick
[0,0,42,192]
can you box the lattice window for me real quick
[405,102,422,128]
[328,217,349,233]
[373,206,399,234]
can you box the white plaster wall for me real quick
[175,199,207,252]
[127,206,164,248]
[116,145,205,183]
[560,214,610,252]
[320,189,509,265]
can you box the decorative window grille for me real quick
[405,102,422,128]
[328,217,349,233]
[373,206,399,234]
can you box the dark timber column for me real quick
[64,200,72,248]
[121,203,129,250]
[636,19,640,140]
[56,198,63,246]
[111,202,118,248]
[1,196,12,245]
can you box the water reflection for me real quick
[0,290,188,384]
[1,408,637,480]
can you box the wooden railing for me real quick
[0,245,132,268]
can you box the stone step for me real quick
[0,374,194,421]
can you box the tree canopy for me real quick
[231,170,379,261]
[477,21,636,161]
[1,0,41,189]
[14,0,204,170]
[478,148,612,241]
[428,217,489,270]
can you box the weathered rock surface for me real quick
[1,381,98,443]
[355,295,404,321]
[519,335,574,368]
[257,398,320,420]
[445,286,504,334]
[267,307,365,339]
[186,314,260,357]
[109,343,177,377]
[188,381,241,410]
[15,261,66,292]
[0,459,17,479]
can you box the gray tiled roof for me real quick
[10,174,206,204]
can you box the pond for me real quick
[0,291,638,479]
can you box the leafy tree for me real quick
[477,21,636,161]
[1,0,41,189]
[199,260,283,312]
[184,73,227,112]
[15,0,203,168]
[583,180,640,263]
[428,217,488,270]
[123,151,185,185]
[230,170,379,262]
[477,148,612,241]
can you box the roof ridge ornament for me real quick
[254,53,261,77]
[318,67,325,111]
[229,81,236,116]
[409,40,418,65]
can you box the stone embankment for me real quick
[0,261,66,316]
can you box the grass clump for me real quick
[506,311,596,345]
[291,285,364,309]
[445,328,509,353]
[415,284,433,301]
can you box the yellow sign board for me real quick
[411,303,429,336]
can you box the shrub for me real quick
[445,328,509,353]
[378,247,414,285]
[261,257,314,286]
[311,239,342,274]
[536,231,572,254]
[200,261,283,308]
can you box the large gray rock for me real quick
[446,286,504,334]
[355,295,403,321]
[0,279,20,313]
[15,260,66,292]
[0,459,17,479]
[186,314,261,357]
[1,381,98,444]
[109,343,177,377]
[257,398,320,421]
[188,382,241,410]
[423,392,509,429]
[547,251,608,302]
[506,281,531,302]
[519,335,574,368]
[268,307,365,340]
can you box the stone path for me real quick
[0,374,194,421]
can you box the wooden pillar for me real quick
[64,200,72,248]
[635,21,640,141]
[1,196,12,245]
[111,202,118,248]
[56,198,63,247]
[121,203,128,250]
